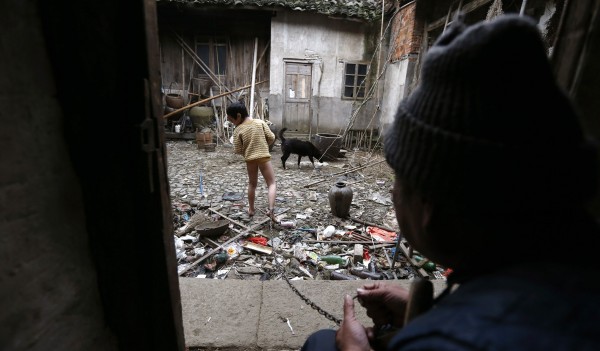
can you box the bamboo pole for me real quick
[163,80,268,119]
[249,37,258,118]
[348,216,397,233]
[302,159,386,188]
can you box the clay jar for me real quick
[328,181,353,218]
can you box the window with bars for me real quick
[195,37,227,75]
[343,62,368,99]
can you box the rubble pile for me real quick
[168,139,447,282]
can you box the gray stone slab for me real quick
[179,278,448,350]
[257,280,383,350]
[179,278,263,349]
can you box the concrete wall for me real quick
[2,1,185,350]
[379,2,422,138]
[269,11,377,134]
[1,1,117,350]
[380,59,411,135]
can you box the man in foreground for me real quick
[302,14,600,351]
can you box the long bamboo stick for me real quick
[163,80,268,119]
[302,159,386,188]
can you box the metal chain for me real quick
[278,264,342,326]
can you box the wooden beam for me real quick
[162,80,267,119]
[427,0,493,31]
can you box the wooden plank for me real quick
[427,0,493,31]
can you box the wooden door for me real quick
[283,62,312,132]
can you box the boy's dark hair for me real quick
[226,102,248,119]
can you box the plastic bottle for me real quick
[414,255,437,272]
[319,255,346,266]
[280,220,296,228]
[330,271,357,280]
[350,268,384,280]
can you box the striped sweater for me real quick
[233,119,275,162]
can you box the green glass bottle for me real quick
[319,255,346,265]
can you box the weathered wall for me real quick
[1,1,116,350]
[269,11,378,134]
[157,8,271,113]
[380,59,411,134]
[2,1,185,350]
[379,2,421,137]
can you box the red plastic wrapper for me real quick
[363,248,371,261]
[248,236,268,246]
[366,226,398,242]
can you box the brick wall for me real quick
[390,2,424,61]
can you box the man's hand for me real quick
[336,295,371,351]
[356,283,410,329]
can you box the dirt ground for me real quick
[167,138,446,282]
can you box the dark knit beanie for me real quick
[384,14,597,211]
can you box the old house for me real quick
[156,0,565,149]
[156,0,393,149]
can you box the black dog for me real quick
[279,128,323,169]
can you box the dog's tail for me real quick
[278,127,287,143]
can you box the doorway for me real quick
[283,61,312,132]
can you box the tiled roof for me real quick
[156,0,384,20]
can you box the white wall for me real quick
[379,58,410,134]
[269,11,372,133]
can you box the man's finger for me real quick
[343,294,355,320]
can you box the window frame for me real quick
[342,61,369,100]
[194,36,227,76]
[284,60,312,103]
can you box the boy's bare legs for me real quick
[258,160,277,221]
[245,161,259,216]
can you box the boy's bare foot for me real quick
[267,208,277,223]
[248,209,255,217]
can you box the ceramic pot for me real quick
[165,93,184,109]
[328,181,353,218]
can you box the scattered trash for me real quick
[367,226,397,242]
[168,140,445,283]
[222,192,243,201]
[286,318,295,335]
[280,220,296,228]
[322,225,336,238]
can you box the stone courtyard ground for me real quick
[167,138,447,282]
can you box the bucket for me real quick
[165,82,185,109]
[165,94,184,109]
[314,133,343,161]
[196,131,213,148]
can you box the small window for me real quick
[343,62,368,99]
[195,37,227,75]
[285,62,312,102]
